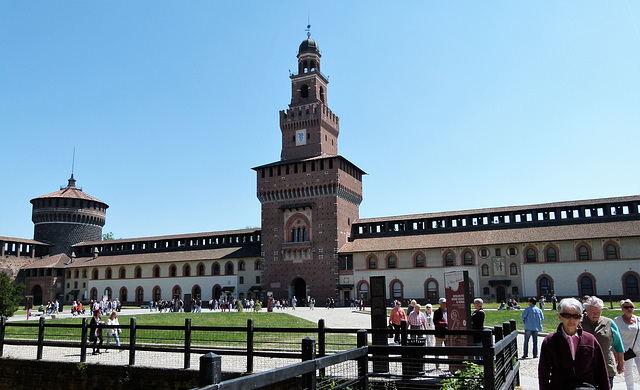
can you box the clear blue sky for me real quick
[2,2,639,240]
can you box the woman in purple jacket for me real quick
[538,298,610,390]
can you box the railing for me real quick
[0,316,519,390]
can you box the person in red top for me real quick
[389,300,407,344]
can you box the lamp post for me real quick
[609,289,613,309]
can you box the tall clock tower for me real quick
[254,29,364,303]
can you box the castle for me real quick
[2,33,639,307]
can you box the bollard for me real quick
[199,352,222,386]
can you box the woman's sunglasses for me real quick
[560,313,582,320]
[622,306,634,309]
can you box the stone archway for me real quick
[291,278,307,304]
[31,285,43,306]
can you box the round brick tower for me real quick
[31,175,108,256]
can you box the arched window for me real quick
[580,276,595,296]
[173,286,181,299]
[415,253,425,268]
[606,244,618,259]
[391,281,403,300]
[92,269,99,280]
[578,245,590,261]
[254,260,262,270]
[358,282,369,300]
[197,263,205,276]
[545,247,557,262]
[192,285,201,299]
[104,287,112,299]
[136,287,144,303]
[238,261,245,271]
[509,263,518,276]
[526,248,537,263]
[170,265,177,277]
[463,251,473,266]
[120,287,128,303]
[74,270,79,278]
[300,84,309,98]
[183,264,191,277]
[444,252,454,266]
[481,264,489,276]
[153,286,161,302]
[368,256,377,270]
[624,274,639,296]
[426,280,438,300]
[512,286,519,296]
[135,266,142,279]
[74,281,78,288]
[256,276,261,284]
[483,287,490,295]
[225,262,234,275]
[387,255,396,269]
[213,262,221,276]
[90,288,98,301]
[106,268,112,279]
[119,267,126,279]
[539,277,552,297]
[153,265,161,278]
[239,276,244,284]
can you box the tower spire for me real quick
[68,147,76,188]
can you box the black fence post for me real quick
[129,317,137,366]
[247,318,254,373]
[318,319,326,378]
[184,318,191,370]
[357,329,369,389]
[0,316,5,357]
[482,329,495,390]
[302,337,316,390]
[37,316,45,360]
[80,317,88,362]
[199,352,222,387]
[493,325,503,343]
[400,319,407,346]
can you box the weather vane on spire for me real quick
[306,14,311,39]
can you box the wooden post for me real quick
[184,318,191,369]
[318,319,326,377]
[36,316,45,360]
[482,329,495,390]
[80,317,88,362]
[357,329,369,388]
[246,318,254,373]
[129,317,136,366]
[0,316,6,357]
[302,337,316,390]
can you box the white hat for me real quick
[439,298,447,304]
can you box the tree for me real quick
[0,272,25,317]
[102,232,115,240]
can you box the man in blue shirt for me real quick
[521,297,544,359]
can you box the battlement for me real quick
[279,103,339,130]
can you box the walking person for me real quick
[521,297,544,359]
[424,303,435,346]
[407,303,428,340]
[433,297,448,370]
[614,299,640,390]
[106,311,121,349]
[89,309,104,355]
[582,296,625,389]
[538,298,610,390]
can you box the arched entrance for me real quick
[291,278,307,304]
[496,286,506,303]
[32,285,43,306]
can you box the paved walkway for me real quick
[8,307,640,389]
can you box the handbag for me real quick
[624,316,640,361]
[571,383,596,390]
[387,325,394,339]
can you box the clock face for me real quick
[296,129,307,146]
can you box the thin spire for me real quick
[306,19,311,39]
[68,148,76,188]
